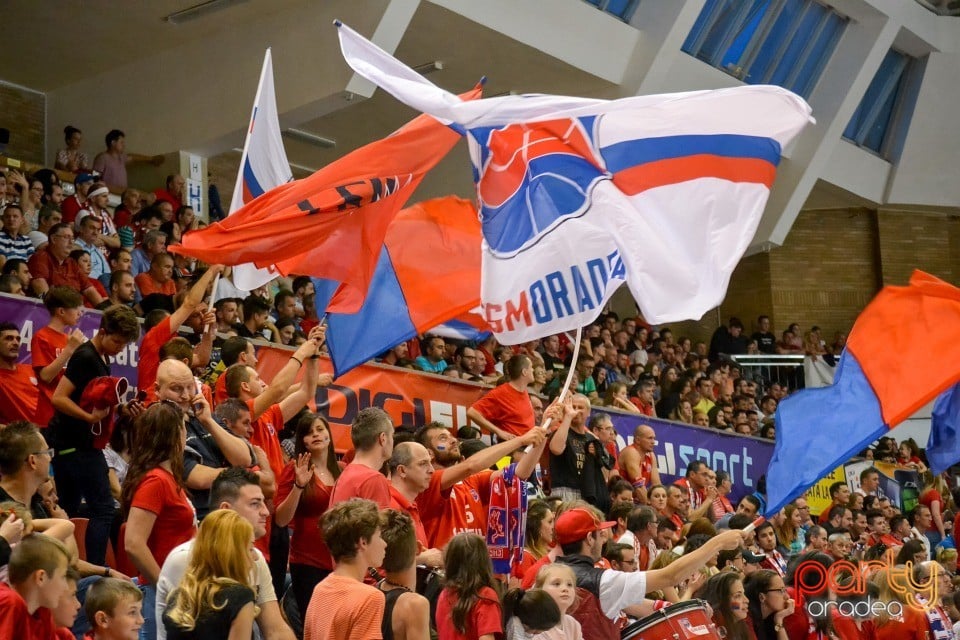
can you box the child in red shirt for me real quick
[0,533,71,639]
[84,577,145,640]
[436,533,504,640]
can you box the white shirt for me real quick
[598,569,648,620]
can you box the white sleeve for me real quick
[254,550,277,604]
[155,542,191,640]
[598,569,647,619]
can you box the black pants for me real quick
[290,563,331,619]
[53,448,115,566]
[268,524,291,599]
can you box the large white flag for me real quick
[335,22,813,344]
[228,48,293,291]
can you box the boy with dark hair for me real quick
[30,287,86,428]
[0,533,72,637]
[85,577,144,640]
[303,499,387,640]
[49,304,140,566]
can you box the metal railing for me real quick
[729,354,805,391]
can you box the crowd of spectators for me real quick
[0,133,954,640]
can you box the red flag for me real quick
[171,85,482,306]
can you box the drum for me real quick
[621,600,720,640]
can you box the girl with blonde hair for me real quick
[162,510,259,640]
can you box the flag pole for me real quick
[526,326,582,450]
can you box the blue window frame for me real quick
[843,49,921,157]
[682,0,847,98]
[582,0,640,22]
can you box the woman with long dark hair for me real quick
[274,412,341,617]
[744,569,794,640]
[437,533,502,640]
[511,500,555,583]
[121,401,197,640]
[696,572,754,640]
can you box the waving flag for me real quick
[316,197,482,377]
[766,271,960,514]
[173,85,482,309]
[335,21,813,343]
[229,49,294,291]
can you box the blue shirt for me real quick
[415,356,447,374]
[0,230,34,261]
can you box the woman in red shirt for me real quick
[919,472,952,547]
[437,533,503,640]
[121,402,197,640]
[274,412,341,619]
[510,500,555,583]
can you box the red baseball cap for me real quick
[555,508,616,545]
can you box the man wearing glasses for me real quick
[27,222,104,306]
[0,422,55,524]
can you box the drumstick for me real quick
[742,516,766,534]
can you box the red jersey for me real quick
[31,326,68,427]
[436,586,502,640]
[417,468,493,549]
[388,484,429,550]
[135,272,176,297]
[129,467,197,583]
[620,445,655,489]
[875,605,927,640]
[246,399,285,477]
[276,462,335,570]
[0,583,56,640]
[329,463,391,509]
[469,383,535,437]
[138,317,174,404]
[0,365,39,424]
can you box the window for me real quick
[843,49,922,157]
[582,0,640,22]
[682,0,847,98]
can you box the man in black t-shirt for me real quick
[49,304,140,566]
[549,395,609,513]
[751,315,777,354]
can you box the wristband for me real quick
[103,566,110,577]
[294,481,308,490]
[631,479,647,489]
[291,356,303,367]
[308,354,320,360]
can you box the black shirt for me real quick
[0,485,50,520]
[164,583,255,640]
[752,331,777,354]
[182,416,231,520]
[48,340,111,452]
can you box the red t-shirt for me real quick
[276,462,335,570]
[920,488,942,512]
[436,586,502,640]
[247,399,285,478]
[130,467,197,582]
[213,373,228,407]
[135,272,176,297]
[470,383,534,437]
[28,247,87,292]
[520,555,551,589]
[388,484,429,550]
[138,318,175,404]
[0,583,56,640]
[329,463,391,509]
[32,326,67,427]
[875,605,927,640]
[0,365,39,425]
[417,468,493,549]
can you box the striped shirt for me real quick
[0,231,35,261]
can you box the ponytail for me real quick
[502,588,561,633]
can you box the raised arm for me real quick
[252,325,325,419]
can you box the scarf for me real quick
[487,463,528,575]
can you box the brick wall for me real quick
[0,82,45,164]
[876,210,960,286]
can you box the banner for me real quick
[0,294,140,395]
[806,460,921,517]
[1,294,771,500]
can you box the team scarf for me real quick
[486,463,528,574]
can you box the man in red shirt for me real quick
[28,223,103,306]
[618,423,661,504]
[329,407,395,509]
[387,442,443,568]
[31,287,85,428]
[414,418,549,549]
[818,481,851,525]
[0,323,39,424]
[134,252,176,298]
[467,354,536,441]
[0,534,71,639]
[153,174,185,212]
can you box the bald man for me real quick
[619,424,661,504]
[155,359,255,518]
[388,442,443,568]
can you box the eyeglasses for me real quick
[765,587,788,595]
[52,234,74,241]
[31,448,55,459]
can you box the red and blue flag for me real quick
[766,271,960,514]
